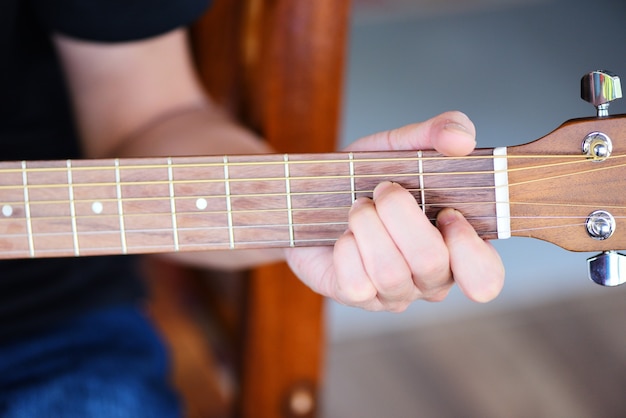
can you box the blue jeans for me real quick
[0,305,181,417]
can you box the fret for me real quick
[417,150,426,213]
[223,156,235,249]
[228,154,289,248]
[493,147,511,239]
[66,160,80,256]
[0,162,31,257]
[27,160,75,257]
[422,149,497,238]
[118,158,175,253]
[284,154,295,247]
[21,161,35,257]
[348,152,356,202]
[288,153,352,246]
[353,151,418,199]
[172,156,229,250]
[70,159,123,256]
[114,159,128,254]
[167,157,180,251]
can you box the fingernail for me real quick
[437,208,461,227]
[444,121,471,134]
[350,196,371,212]
[373,181,396,199]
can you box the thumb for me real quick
[345,110,476,156]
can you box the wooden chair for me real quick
[147,1,351,417]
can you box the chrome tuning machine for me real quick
[581,70,622,117]
[581,70,626,286]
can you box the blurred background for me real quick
[322,0,626,416]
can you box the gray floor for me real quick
[322,286,626,418]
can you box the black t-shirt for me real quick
[0,0,210,341]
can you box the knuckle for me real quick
[422,285,452,302]
[384,301,411,313]
[336,281,377,307]
[415,250,450,282]
[377,280,408,298]
[367,261,416,300]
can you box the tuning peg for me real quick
[587,251,626,286]
[581,70,622,117]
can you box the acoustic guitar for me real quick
[0,71,624,285]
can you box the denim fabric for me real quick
[0,305,181,417]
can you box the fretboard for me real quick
[0,149,509,259]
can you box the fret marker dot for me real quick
[2,205,13,217]
[196,198,208,210]
[92,201,103,214]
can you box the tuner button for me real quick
[581,70,622,117]
[587,251,626,287]
[586,210,616,240]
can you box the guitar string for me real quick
[1,153,621,192]
[0,216,602,240]
[0,151,617,174]
[0,156,623,211]
[0,202,614,225]
[0,148,624,174]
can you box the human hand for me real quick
[284,111,505,312]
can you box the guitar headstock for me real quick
[507,70,626,286]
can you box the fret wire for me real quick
[284,154,295,247]
[493,147,511,239]
[167,157,180,251]
[348,152,356,202]
[66,160,80,256]
[223,155,235,249]
[115,159,128,254]
[21,161,35,257]
[417,150,426,213]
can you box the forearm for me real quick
[96,100,273,159]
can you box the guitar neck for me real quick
[0,149,509,259]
